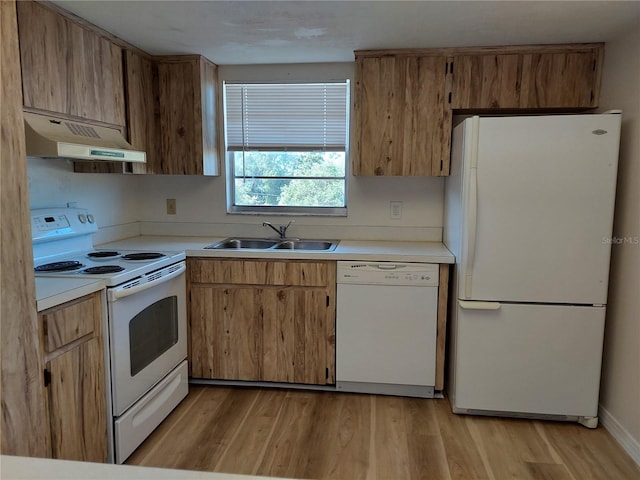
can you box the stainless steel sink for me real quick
[273,240,336,251]
[207,238,280,249]
[206,238,339,251]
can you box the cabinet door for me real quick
[157,59,202,174]
[17,1,125,127]
[47,336,108,462]
[190,285,334,384]
[520,50,601,108]
[125,50,160,174]
[451,54,522,109]
[354,55,451,176]
[40,292,108,462]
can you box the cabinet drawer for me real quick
[41,294,98,353]
[189,258,334,287]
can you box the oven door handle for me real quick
[109,263,186,301]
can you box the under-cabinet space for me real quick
[188,258,336,385]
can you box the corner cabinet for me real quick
[38,291,108,462]
[124,53,219,175]
[17,1,126,128]
[353,54,452,176]
[188,258,336,384]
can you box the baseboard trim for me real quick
[599,404,640,466]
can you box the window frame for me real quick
[223,80,350,216]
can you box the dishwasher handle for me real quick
[375,264,401,270]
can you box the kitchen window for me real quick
[223,81,349,215]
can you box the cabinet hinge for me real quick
[43,369,51,387]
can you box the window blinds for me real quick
[225,82,349,152]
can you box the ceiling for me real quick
[53,1,640,65]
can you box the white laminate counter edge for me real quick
[36,278,105,312]
[99,236,455,264]
[0,455,289,480]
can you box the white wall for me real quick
[27,157,140,243]
[135,63,445,241]
[598,26,640,464]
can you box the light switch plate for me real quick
[166,198,177,215]
[390,201,402,219]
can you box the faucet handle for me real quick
[280,219,295,238]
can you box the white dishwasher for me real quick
[336,261,439,398]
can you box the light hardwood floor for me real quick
[126,386,639,479]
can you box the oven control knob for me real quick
[78,214,87,223]
[87,214,95,224]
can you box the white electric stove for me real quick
[32,207,189,464]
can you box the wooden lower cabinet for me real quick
[39,291,108,462]
[189,259,336,385]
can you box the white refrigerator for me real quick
[443,113,621,428]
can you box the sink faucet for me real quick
[263,220,294,239]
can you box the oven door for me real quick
[108,261,187,416]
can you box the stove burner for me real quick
[35,261,84,272]
[83,265,125,274]
[88,251,120,258]
[121,252,166,261]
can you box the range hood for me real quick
[24,112,146,163]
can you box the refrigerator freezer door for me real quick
[450,301,606,417]
[458,114,620,304]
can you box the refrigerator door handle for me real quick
[459,300,501,310]
[461,117,480,298]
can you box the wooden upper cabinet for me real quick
[451,54,522,109]
[353,55,451,176]
[519,49,602,108]
[17,1,126,127]
[85,52,219,175]
[124,49,160,174]
[451,45,603,109]
[155,56,219,175]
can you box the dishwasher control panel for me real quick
[336,262,439,286]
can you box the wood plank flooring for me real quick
[126,386,639,479]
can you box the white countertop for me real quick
[0,455,286,480]
[100,235,455,264]
[35,277,105,312]
[35,236,453,308]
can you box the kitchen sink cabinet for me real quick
[353,54,452,176]
[17,1,126,128]
[188,258,336,384]
[38,291,108,463]
[451,44,603,109]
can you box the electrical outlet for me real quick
[390,201,402,219]
[166,198,177,215]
